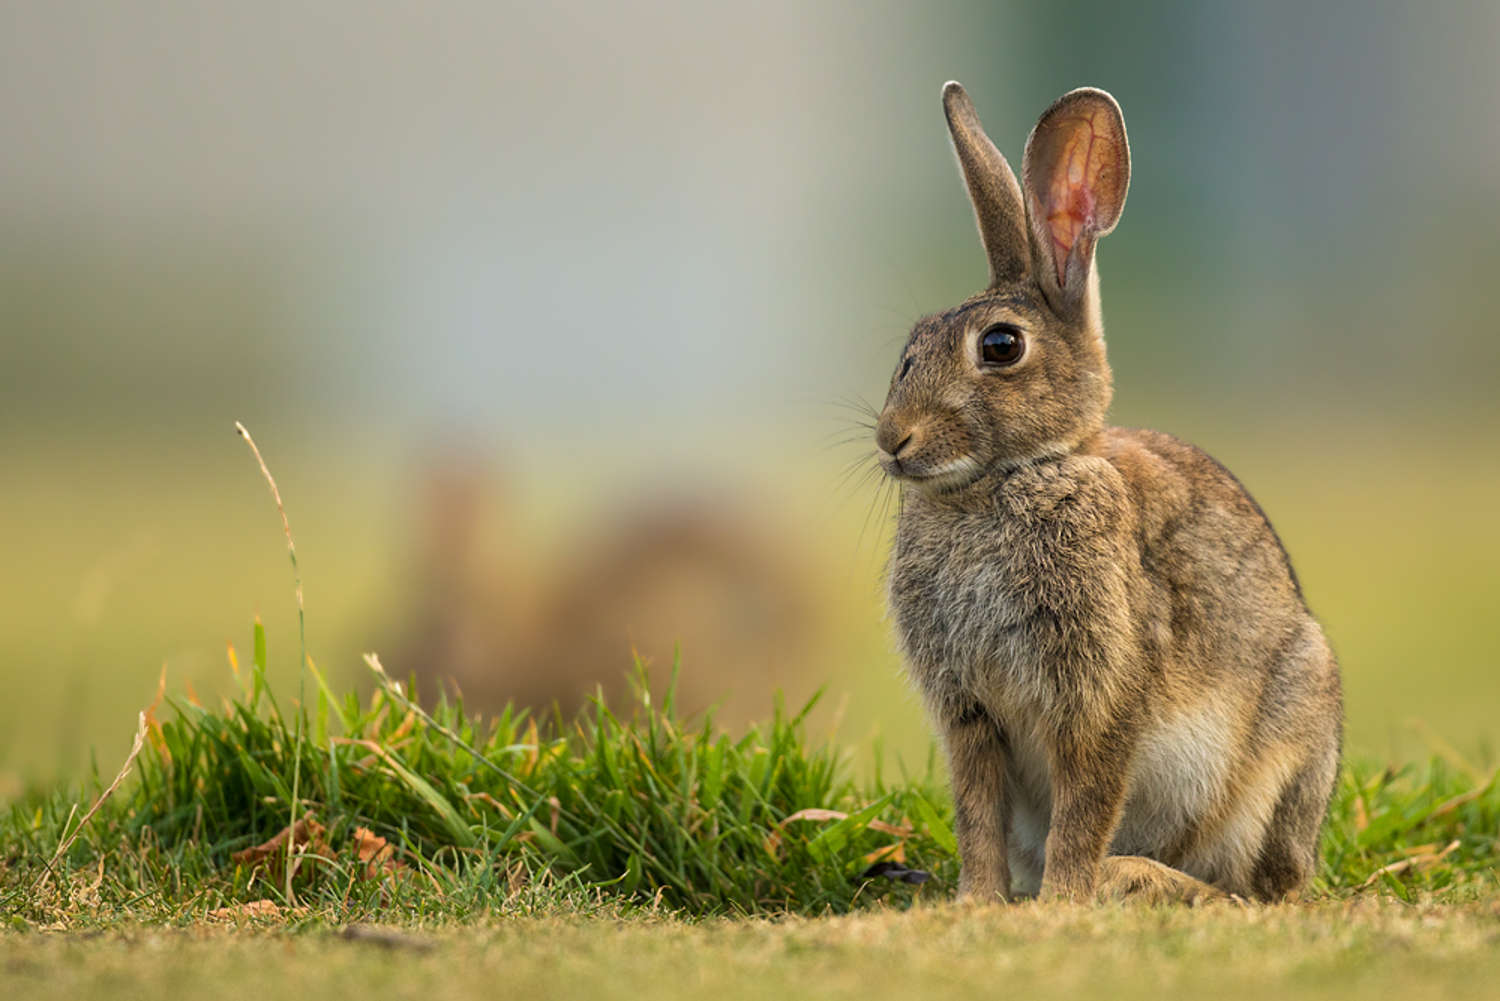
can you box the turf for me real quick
[3,900,1500,1001]
[0,618,1496,929]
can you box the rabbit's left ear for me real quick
[944,82,1031,285]
[1022,88,1129,309]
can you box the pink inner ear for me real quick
[1043,109,1116,288]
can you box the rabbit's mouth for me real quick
[878,452,983,493]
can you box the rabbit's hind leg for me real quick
[1098,856,1227,905]
[1248,746,1340,902]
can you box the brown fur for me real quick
[876,84,1341,903]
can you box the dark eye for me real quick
[980,325,1025,367]
[899,355,914,380]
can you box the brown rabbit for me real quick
[877,83,1342,903]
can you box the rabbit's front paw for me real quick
[1036,868,1097,903]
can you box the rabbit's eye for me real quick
[980,326,1025,367]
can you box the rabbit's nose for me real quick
[876,417,916,458]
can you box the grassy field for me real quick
[1,429,1497,999]
[0,618,1495,1001]
[2,618,1498,923]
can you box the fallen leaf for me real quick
[1397,843,1441,858]
[231,817,335,882]
[770,809,914,861]
[782,808,847,824]
[1360,839,1461,887]
[207,900,308,921]
[352,826,406,880]
[1430,771,1499,818]
[867,820,914,839]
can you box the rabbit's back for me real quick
[1100,427,1340,892]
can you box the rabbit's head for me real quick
[876,84,1130,492]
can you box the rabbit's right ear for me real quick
[943,82,1031,285]
[1021,88,1129,313]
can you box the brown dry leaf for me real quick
[352,826,406,880]
[1431,771,1499,819]
[467,791,513,820]
[1361,839,1462,887]
[207,900,308,921]
[1397,843,1441,858]
[231,817,335,882]
[781,808,847,824]
[764,809,846,858]
[868,819,914,839]
[332,736,416,775]
[768,809,913,860]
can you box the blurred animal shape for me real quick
[390,457,816,727]
[877,83,1342,903]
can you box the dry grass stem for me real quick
[43,711,148,886]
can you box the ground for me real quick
[3,899,1499,1001]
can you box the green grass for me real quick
[0,621,959,924]
[0,618,1496,930]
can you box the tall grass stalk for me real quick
[234,422,308,907]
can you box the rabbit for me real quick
[876,83,1342,903]
[392,455,815,725]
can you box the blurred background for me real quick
[2,0,1498,787]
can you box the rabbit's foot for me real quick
[954,878,1012,906]
[1097,856,1226,906]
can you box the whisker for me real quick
[820,454,887,529]
[818,435,877,456]
[828,456,879,506]
[856,480,885,558]
[828,395,881,422]
[817,450,873,503]
[878,245,925,319]
[818,420,875,442]
[852,463,889,522]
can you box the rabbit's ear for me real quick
[943,82,1031,285]
[1021,88,1129,309]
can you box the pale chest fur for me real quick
[886,455,1142,726]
